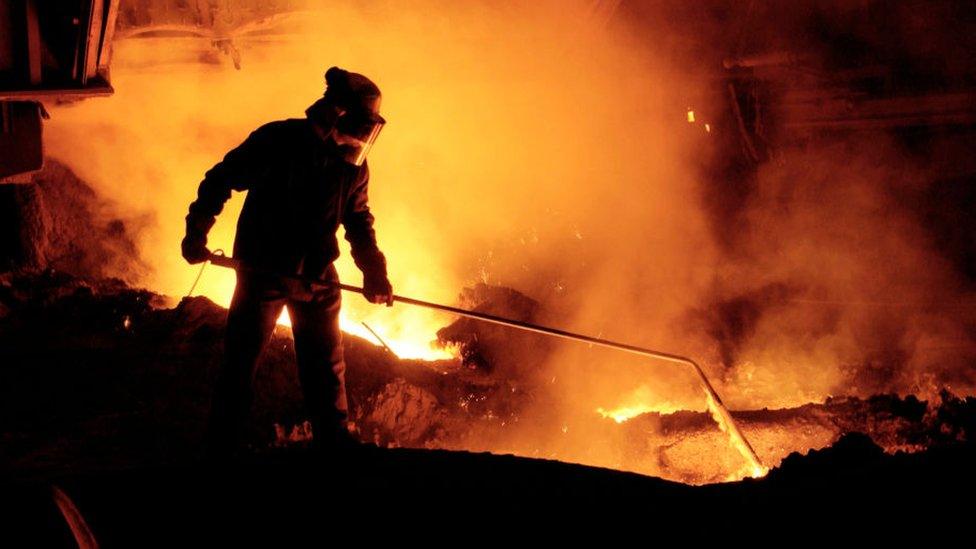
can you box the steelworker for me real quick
[181,67,393,457]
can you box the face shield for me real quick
[334,110,386,166]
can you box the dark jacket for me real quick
[185,118,387,283]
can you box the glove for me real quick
[181,234,211,265]
[363,273,393,306]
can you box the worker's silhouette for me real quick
[181,67,393,457]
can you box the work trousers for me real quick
[206,270,347,456]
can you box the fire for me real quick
[196,270,455,361]
[277,308,456,361]
[596,384,690,421]
[597,405,659,423]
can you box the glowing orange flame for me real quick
[596,385,689,421]
[192,266,455,361]
[276,307,455,361]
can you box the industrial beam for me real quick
[779,92,976,130]
[25,0,41,85]
[0,85,114,102]
[82,0,105,85]
[97,0,120,73]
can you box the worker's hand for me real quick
[363,273,393,307]
[181,234,211,265]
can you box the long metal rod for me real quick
[361,321,396,357]
[208,253,763,471]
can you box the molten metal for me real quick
[209,252,766,474]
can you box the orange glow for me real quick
[596,405,662,423]
[596,384,690,421]
[40,0,972,485]
[274,307,454,360]
[597,382,768,479]
[704,389,768,478]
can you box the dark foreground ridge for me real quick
[1,435,974,542]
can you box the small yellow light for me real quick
[687,109,696,123]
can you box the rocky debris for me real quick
[640,393,954,450]
[358,379,445,447]
[0,272,505,475]
[0,159,146,281]
[3,272,976,486]
[436,283,553,380]
[607,392,975,483]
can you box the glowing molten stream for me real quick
[598,385,769,480]
[276,307,454,361]
[176,215,462,362]
[198,271,454,361]
[703,389,769,479]
[597,385,688,421]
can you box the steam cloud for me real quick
[42,0,976,466]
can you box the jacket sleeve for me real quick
[343,164,388,280]
[185,125,275,241]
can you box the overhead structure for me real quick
[0,0,119,181]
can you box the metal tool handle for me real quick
[206,251,764,472]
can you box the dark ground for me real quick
[1,271,974,542]
[2,435,973,542]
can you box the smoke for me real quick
[41,0,976,473]
[696,138,976,409]
[44,0,714,361]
